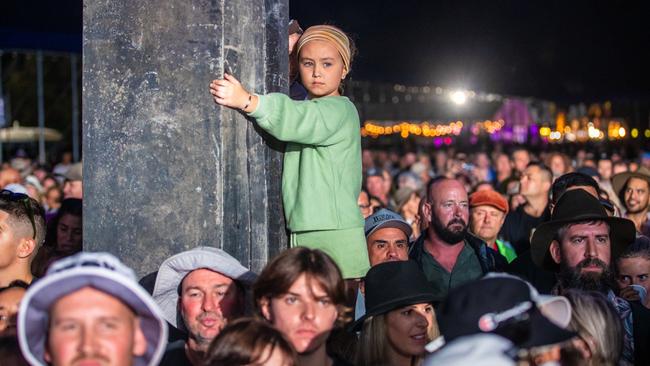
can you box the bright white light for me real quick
[450,90,467,105]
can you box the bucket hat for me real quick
[530,189,636,271]
[350,260,439,331]
[437,277,576,349]
[152,246,257,330]
[18,252,168,366]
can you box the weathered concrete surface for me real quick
[83,0,288,276]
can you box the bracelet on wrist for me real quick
[242,94,252,111]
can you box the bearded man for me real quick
[530,189,648,365]
[409,178,506,299]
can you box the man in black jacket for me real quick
[409,178,506,300]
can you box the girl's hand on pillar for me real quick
[209,73,252,111]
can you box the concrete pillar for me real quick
[83,0,288,277]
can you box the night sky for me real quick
[291,0,650,102]
[2,0,648,103]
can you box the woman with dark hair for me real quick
[253,247,351,366]
[31,198,82,277]
[204,317,297,366]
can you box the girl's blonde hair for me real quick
[564,290,623,366]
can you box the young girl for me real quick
[209,25,369,279]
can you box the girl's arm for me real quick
[210,75,350,146]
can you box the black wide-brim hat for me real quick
[531,189,636,271]
[350,260,440,331]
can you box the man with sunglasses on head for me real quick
[0,189,46,287]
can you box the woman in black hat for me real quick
[353,261,440,366]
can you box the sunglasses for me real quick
[0,190,36,240]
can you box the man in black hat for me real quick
[529,189,646,365]
[409,178,505,299]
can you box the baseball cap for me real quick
[365,167,385,178]
[364,208,412,238]
[437,276,576,350]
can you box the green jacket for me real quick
[249,93,364,232]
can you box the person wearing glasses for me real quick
[0,189,46,287]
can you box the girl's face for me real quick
[385,303,434,359]
[298,40,346,99]
[261,274,338,354]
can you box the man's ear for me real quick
[422,201,432,220]
[259,297,272,322]
[17,238,37,259]
[549,240,562,264]
[132,317,148,357]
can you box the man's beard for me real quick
[557,258,617,293]
[625,199,649,214]
[431,214,467,244]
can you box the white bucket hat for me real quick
[18,252,168,366]
[152,246,257,330]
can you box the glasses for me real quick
[0,190,36,240]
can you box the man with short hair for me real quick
[0,190,46,287]
[613,167,650,236]
[409,178,505,299]
[153,247,256,366]
[529,189,646,365]
[512,148,531,175]
[355,209,413,320]
[364,209,411,266]
[500,162,552,254]
[468,190,516,263]
[62,162,83,199]
[17,252,168,366]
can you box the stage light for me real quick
[450,90,467,105]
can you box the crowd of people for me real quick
[2,22,650,366]
[2,142,650,366]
